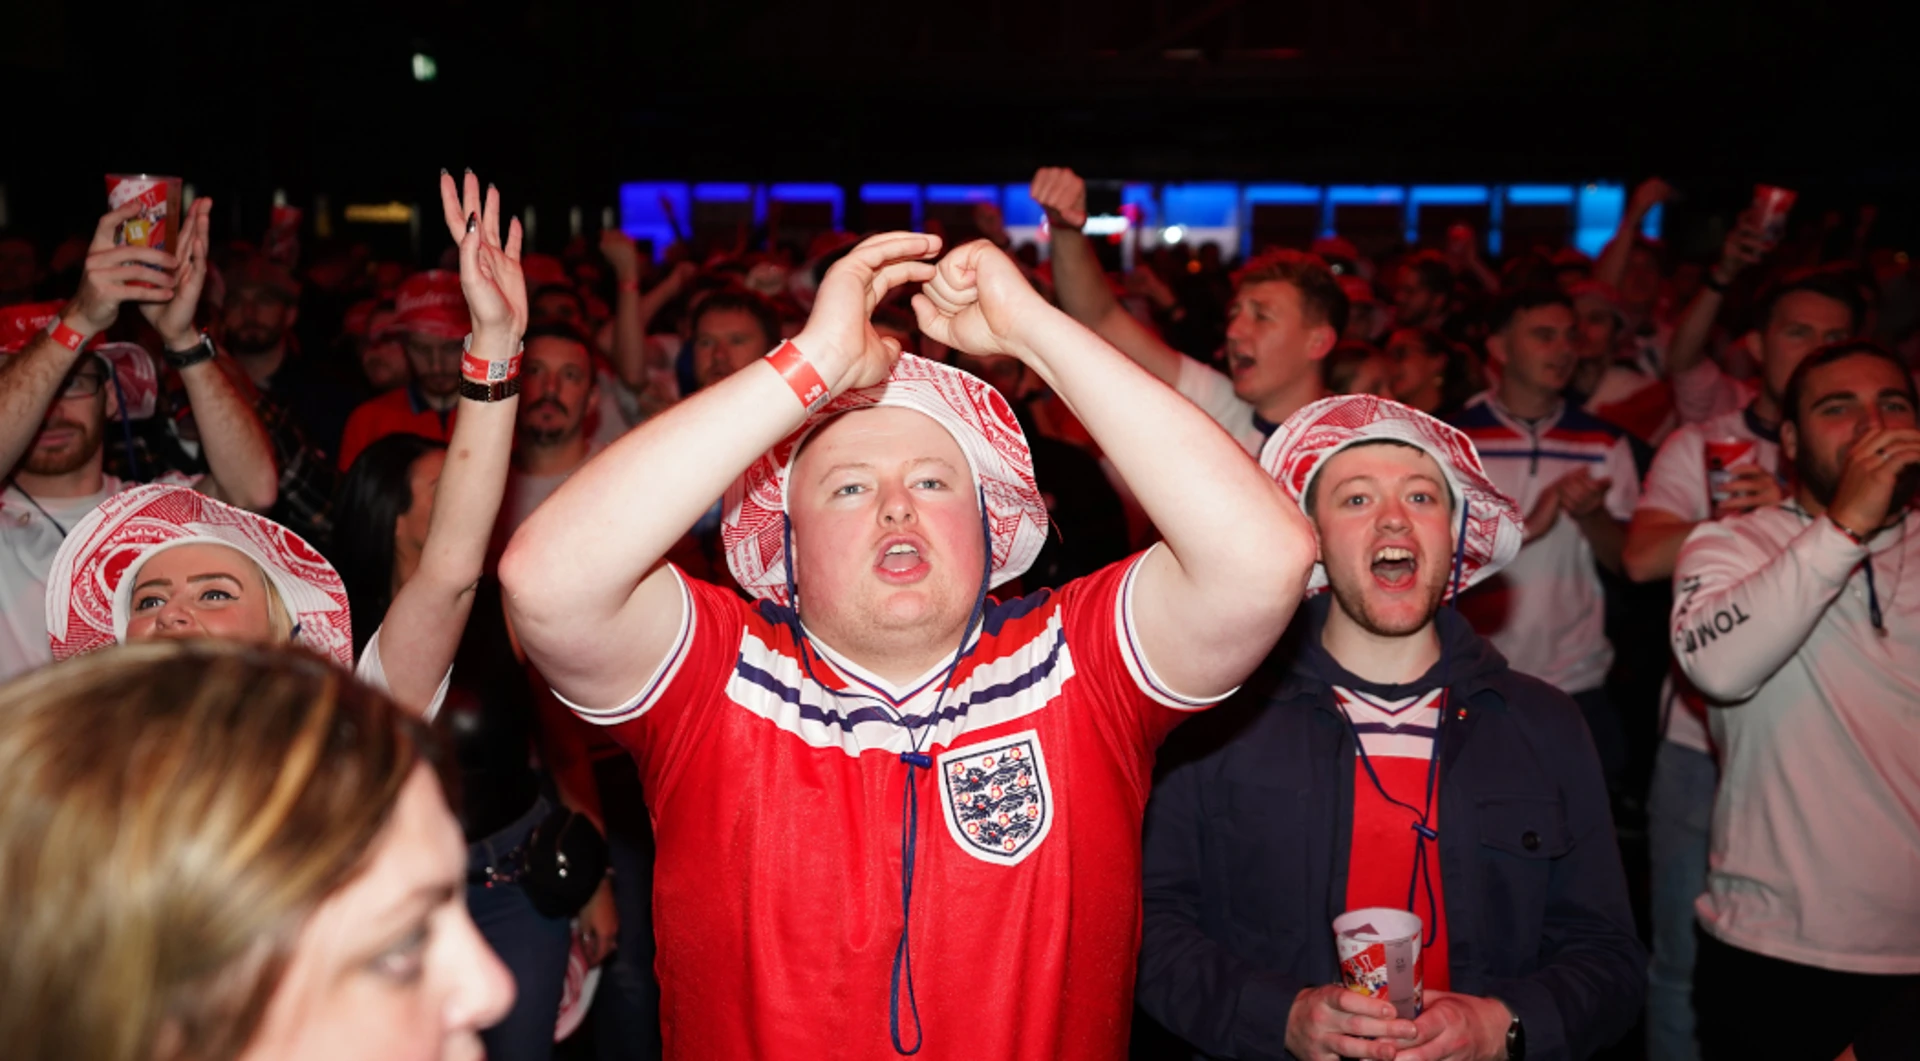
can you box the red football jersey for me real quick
[565,553,1214,1059]
[1335,686,1450,994]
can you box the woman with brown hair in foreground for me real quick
[0,640,512,1061]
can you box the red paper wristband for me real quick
[765,340,829,412]
[617,278,641,294]
[47,320,88,352]
[461,350,522,384]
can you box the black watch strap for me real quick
[164,333,217,369]
[1505,1012,1526,1060]
[458,375,521,403]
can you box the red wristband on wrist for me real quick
[617,278,641,293]
[461,350,522,383]
[47,321,88,352]
[765,340,829,412]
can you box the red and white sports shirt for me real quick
[562,551,1219,1059]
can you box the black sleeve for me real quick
[1483,685,1649,1061]
[1137,753,1307,1061]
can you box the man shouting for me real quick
[500,233,1315,1059]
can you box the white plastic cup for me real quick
[1334,907,1424,1020]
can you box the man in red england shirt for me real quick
[500,232,1315,1059]
[1137,397,1644,1061]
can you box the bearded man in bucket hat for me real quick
[1136,396,1644,1061]
[500,232,1315,1059]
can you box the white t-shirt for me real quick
[1,477,134,682]
[1453,395,1640,694]
[1673,507,1920,974]
[354,622,453,723]
[1174,356,1266,457]
[1636,408,1782,752]
[488,443,603,569]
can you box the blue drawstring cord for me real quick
[1343,500,1471,949]
[777,493,994,1055]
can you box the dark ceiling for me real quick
[4,0,1912,248]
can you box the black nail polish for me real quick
[467,213,477,233]
[440,167,450,177]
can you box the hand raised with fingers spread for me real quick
[1030,167,1088,230]
[911,240,1049,363]
[140,197,215,349]
[64,200,180,334]
[791,231,941,394]
[438,169,528,343]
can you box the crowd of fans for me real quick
[0,164,1915,1061]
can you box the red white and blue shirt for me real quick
[1335,686,1450,993]
[1451,395,1638,693]
[562,551,1219,1059]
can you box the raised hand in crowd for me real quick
[137,198,214,349]
[63,200,182,332]
[1031,166,1089,229]
[370,168,526,712]
[1595,176,1672,291]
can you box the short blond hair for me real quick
[0,641,431,1061]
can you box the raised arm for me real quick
[1030,167,1188,389]
[1666,219,1766,381]
[602,230,692,391]
[1,202,176,476]
[1595,178,1671,290]
[914,241,1313,699]
[501,232,943,708]
[373,170,527,711]
[138,199,279,512]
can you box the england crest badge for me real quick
[936,730,1054,866]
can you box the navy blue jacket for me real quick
[1136,596,1645,1061]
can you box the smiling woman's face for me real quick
[125,542,280,645]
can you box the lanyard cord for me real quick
[778,493,994,1055]
[1344,699,1444,945]
[1339,501,1472,948]
[7,482,70,538]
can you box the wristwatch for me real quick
[458,375,521,402]
[163,333,218,369]
[1505,1011,1527,1060]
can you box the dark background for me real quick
[4,0,1913,258]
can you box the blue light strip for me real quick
[1507,184,1575,205]
[925,185,998,204]
[770,184,846,230]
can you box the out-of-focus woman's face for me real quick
[394,450,446,564]
[239,767,514,1061]
[126,543,278,644]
